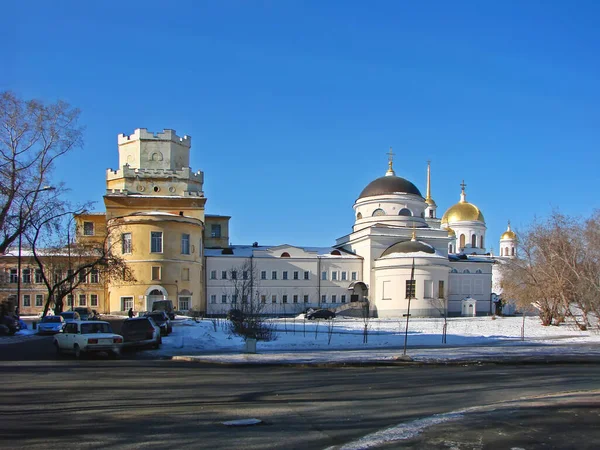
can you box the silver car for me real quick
[37,315,65,334]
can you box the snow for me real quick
[150,315,600,364]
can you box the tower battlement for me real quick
[118,128,192,147]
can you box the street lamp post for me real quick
[15,186,55,312]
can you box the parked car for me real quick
[120,317,161,350]
[306,309,336,320]
[1,314,21,335]
[53,320,123,358]
[37,315,65,335]
[142,311,172,335]
[151,300,175,320]
[73,307,99,321]
[59,311,81,322]
[227,308,244,323]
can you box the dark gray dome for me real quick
[381,240,435,257]
[359,175,422,199]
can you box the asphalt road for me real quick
[1,355,600,449]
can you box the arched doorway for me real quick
[145,285,168,311]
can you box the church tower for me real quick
[424,161,440,228]
[499,221,517,258]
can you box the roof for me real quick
[205,245,362,259]
[358,175,423,199]
[381,240,436,257]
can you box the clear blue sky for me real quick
[3,1,599,250]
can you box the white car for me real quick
[53,320,123,358]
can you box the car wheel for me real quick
[74,344,82,359]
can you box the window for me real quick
[67,269,75,283]
[83,221,94,236]
[242,271,248,280]
[182,268,190,281]
[231,271,237,280]
[272,271,277,280]
[22,268,31,284]
[321,271,327,281]
[10,269,17,283]
[210,295,216,304]
[332,295,337,303]
[341,271,347,281]
[450,268,458,273]
[221,271,227,280]
[211,224,221,238]
[282,295,288,304]
[398,208,412,216]
[90,294,98,307]
[283,271,288,280]
[304,271,310,280]
[122,233,132,254]
[405,280,416,299]
[181,234,190,254]
[424,280,433,298]
[261,295,266,304]
[351,271,357,281]
[341,294,346,303]
[35,269,43,283]
[475,269,483,274]
[67,294,73,307]
[293,271,299,280]
[79,294,87,306]
[303,294,309,303]
[261,271,267,280]
[23,294,31,307]
[480,235,485,249]
[271,295,277,304]
[459,234,466,248]
[221,295,227,303]
[179,297,190,311]
[232,295,237,303]
[122,297,133,311]
[372,208,385,217]
[90,269,99,284]
[242,295,248,303]
[210,270,217,280]
[35,294,43,307]
[511,247,515,256]
[321,294,327,303]
[332,271,338,281]
[151,266,161,281]
[280,252,291,258]
[151,231,163,253]
[463,269,470,274]
[293,295,298,303]
[471,234,477,248]
[78,270,87,283]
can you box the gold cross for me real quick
[387,147,395,164]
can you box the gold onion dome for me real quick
[441,182,485,224]
[446,227,456,237]
[501,221,516,240]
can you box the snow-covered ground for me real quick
[149,315,600,364]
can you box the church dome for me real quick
[501,222,516,240]
[447,227,456,237]
[359,175,422,199]
[380,239,435,257]
[441,184,485,224]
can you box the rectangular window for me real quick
[210,270,217,280]
[231,271,237,280]
[261,295,266,304]
[122,233,132,254]
[321,294,327,303]
[121,297,133,311]
[293,271,299,280]
[351,271,358,281]
[10,269,17,283]
[67,294,73,307]
[23,294,31,307]
[90,294,98,307]
[22,268,31,284]
[232,294,237,303]
[35,269,43,283]
[283,271,288,280]
[405,280,416,299]
[341,294,346,303]
[341,271,347,281]
[67,269,75,283]
[242,271,248,280]
[438,280,445,298]
[332,295,337,303]
[424,280,434,298]
[210,295,216,304]
[303,294,309,303]
[211,224,221,238]
[271,295,277,304]
[35,294,43,307]
[221,295,227,304]
[79,294,87,306]
[261,271,267,280]
[332,271,338,281]
[242,295,248,303]
[221,271,227,280]
[151,231,163,253]
[272,271,277,280]
[78,270,87,283]
[151,266,161,281]
[304,271,310,280]
[181,233,190,255]
[321,271,327,281]
[179,297,190,311]
[90,269,99,284]
[83,221,94,236]
[282,295,288,304]
[182,268,190,281]
[293,295,298,303]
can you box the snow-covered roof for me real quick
[205,245,361,259]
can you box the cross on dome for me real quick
[385,147,396,176]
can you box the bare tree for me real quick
[430,296,448,344]
[0,91,83,254]
[361,298,371,344]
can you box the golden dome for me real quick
[446,226,456,237]
[441,183,485,224]
[500,221,516,240]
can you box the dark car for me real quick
[151,300,175,320]
[59,311,81,322]
[227,308,244,323]
[1,314,21,335]
[120,317,161,350]
[74,307,98,321]
[306,309,336,320]
[142,311,172,336]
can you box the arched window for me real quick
[448,244,453,254]
[463,269,470,274]
[149,289,163,296]
[511,247,515,256]
[330,250,341,256]
[429,210,434,218]
[280,252,291,258]
[356,212,362,220]
[480,235,484,248]
[471,234,477,248]
[475,269,482,274]
[459,234,466,248]
[372,208,385,217]
[451,268,458,273]
[398,208,412,216]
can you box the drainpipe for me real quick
[317,256,321,308]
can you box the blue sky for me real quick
[3,1,599,250]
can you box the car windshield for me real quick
[148,314,165,321]
[61,313,74,318]
[42,316,62,323]
[81,323,112,334]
